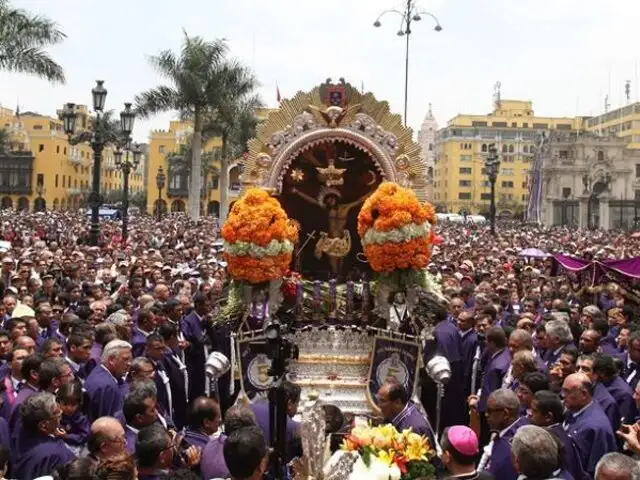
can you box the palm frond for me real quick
[0,0,66,83]
[134,86,181,118]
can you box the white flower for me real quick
[348,456,401,480]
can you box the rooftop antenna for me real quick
[493,81,502,110]
[625,80,631,104]
[361,81,365,94]
[604,94,610,113]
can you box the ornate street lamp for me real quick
[485,144,501,235]
[63,82,137,246]
[155,166,166,221]
[114,141,140,243]
[63,81,108,246]
[373,0,442,126]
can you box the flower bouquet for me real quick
[220,188,299,324]
[340,424,436,480]
[357,182,437,321]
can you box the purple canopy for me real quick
[552,254,640,287]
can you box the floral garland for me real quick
[221,188,298,284]
[341,424,436,479]
[357,182,436,273]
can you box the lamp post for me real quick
[63,80,130,246]
[113,103,137,243]
[486,143,500,235]
[373,0,442,126]
[155,166,166,221]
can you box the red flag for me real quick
[276,83,281,103]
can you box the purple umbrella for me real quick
[518,248,549,258]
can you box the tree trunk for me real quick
[189,110,203,219]
[219,132,229,224]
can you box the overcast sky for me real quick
[2,0,640,143]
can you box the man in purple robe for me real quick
[181,294,219,402]
[12,392,76,479]
[158,322,188,429]
[34,303,56,349]
[64,331,93,384]
[249,381,301,460]
[543,320,574,369]
[561,373,616,478]
[594,354,637,423]
[577,354,620,432]
[84,339,132,421]
[457,311,479,400]
[378,380,437,451]
[182,396,220,449]
[476,327,511,413]
[478,389,528,480]
[530,390,586,480]
[511,425,569,480]
[131,308,156,358]
[144,334,172,422]
[122,384,162,454]
[8,352,42,434]
[620,331,640,391]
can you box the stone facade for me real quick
[417,104,437,201]
[539,132,640,229]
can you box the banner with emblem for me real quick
[366,334,421,410]
[237,334,274,401]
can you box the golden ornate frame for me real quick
[240,83,426,197]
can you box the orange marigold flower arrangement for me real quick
[357,182,436,273]
[221,188,298,284]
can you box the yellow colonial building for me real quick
[145,107,276,216]
[585,102,640,149]
[433,100,584,215]
[0,105,145,212]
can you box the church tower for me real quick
[417,104,438,201]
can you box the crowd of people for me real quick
[0,209,639,479]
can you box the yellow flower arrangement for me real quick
[357,182,436,273]
[221,188,298,284]
[341,424,435,479]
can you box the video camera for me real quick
[248,321,299,377]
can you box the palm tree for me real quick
[201,64,262,222]
[135,32,228,219]
[0,0,65,83]
[0,128,10,153]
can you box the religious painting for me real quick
[278,140,383,281]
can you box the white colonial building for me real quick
[417,104,438,201]
[536,131,640,229]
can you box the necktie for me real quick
[628,362,637,376]
[563,414,576,430]
[16,382,23,392]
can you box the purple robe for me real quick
[460,329,479,396]
[594,382,620,432]
[162,350,188,429]
[603,375,636,423]
[11,432,76,480]
[563,401,616,478]
[200,434,229,480]
[548,423,586,480]
[183,428,210,450]
[131,327,148,358]
[8,383,38,434]
[600,337,621,356]
[84,365,129,421]
[484,416,528,480]
[181,311,208,399]
[60,409,90,447]
[125,425,137,454]
[478,349,511,412]
[432,320,466,428]
[249,401,300,459]
[392,402,436,450]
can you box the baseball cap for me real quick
[445,425,479,456]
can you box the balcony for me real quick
[168,186,189,197]
[69,155,83,165]
[0,151,34,195]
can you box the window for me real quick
[459,167,472,175]
[33,125,43,130]
[459,180,472,187]
[598,150,604,162]
[428,143,433,151]
[482,144,488,152]
[501,181,514,188]
[636,190,640,200]
[481,193,491,200]
[36,174,44,186]
[556,124,572,131]
[55,174,59,187]
[523,123,529,128]
[38,144,44,152]
[502,169,514,176]
[508,145,514,153]
[56,146,60,154]
[472,121,488,127]
[559,150,569,159]
[460,155,472,162]
[74,179,77,188]
[511,122,517,128]
[636,165,640,178]
[533,123,548,129]
[63,147,67,155]
[159,145,166,153]
[493,122,507,127]
[522,194,528,201]
[502,145,508,153]
[562,187,572,198]
[458,192,472,200]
